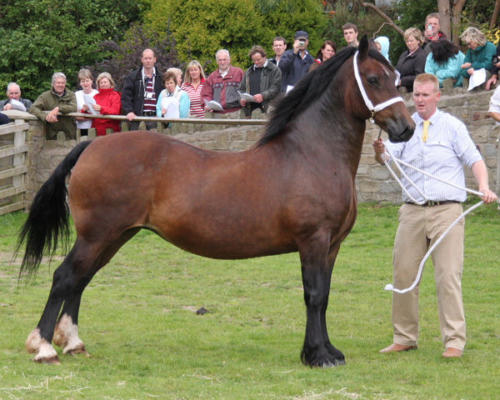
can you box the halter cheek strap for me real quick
[353,51,404,121]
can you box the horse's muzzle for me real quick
[387,119,415,143]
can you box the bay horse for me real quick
[18,36,414,366]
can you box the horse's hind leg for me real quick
[26,245,81,364]
[299,238,345,367]
[27,229,139,363]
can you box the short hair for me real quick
[183,60,206,84]
[6,82,20,94]
[215,49,230,60]
[52,72,67,84]
[96,72,116,89]
[460,26,487,47]
[249,45,266,59]
[342,23,358,33]
[78,68,93,82]
[167,67,183,85]
[404,27,424,45]
[142,48,156,58]
[273,36,286,45]
[425,12,440,24]
[162,70,178,84]
[414,73,439,92]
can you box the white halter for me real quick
[353,50,404,121]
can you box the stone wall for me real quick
[9,88,500,207]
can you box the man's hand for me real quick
[126,112,136,121]
[3,104,12,111]
[479,187,498,204]
[253,94,263,103]
[45,107,59,123]
[372,138,387,165]
[485,74,498,90]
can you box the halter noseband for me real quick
[353,51,404,122]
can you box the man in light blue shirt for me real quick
[373,73,497,358]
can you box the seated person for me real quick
[92,72,122,136]
[239,45,281,117]
[395,28,427,92]
[374,36,391,63]
[485,43,500,90]
[156,70,190,119]
[30,72,77,140]
[0,82,32,111]
[460,27,496,81]
[425,40,465,87]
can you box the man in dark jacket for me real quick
[279,30,314,93]
[0,82,32,112]
[121,48,164,130]
[239,46,282,117]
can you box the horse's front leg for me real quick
[299,239,345,367]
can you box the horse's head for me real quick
[352,36,415,143]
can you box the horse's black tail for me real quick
[17,140,92,276]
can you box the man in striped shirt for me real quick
[122,49,164,130]
[373,73,497,359]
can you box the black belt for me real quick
[405,200,460,207]
[142,111,156,116]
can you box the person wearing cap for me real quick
[278,30,314,92]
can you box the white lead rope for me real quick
[382,146,489,294]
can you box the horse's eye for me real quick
[367,76,378,85]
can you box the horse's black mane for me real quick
[258,46,392,146]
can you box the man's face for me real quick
[217,53,231,71]
[52,78,66,95]
[272,40,286,57]
[7,85,21,100]
[343,28,358,45]
[141,50,156,69]
[251,52,266,68]
[426,17,440,35]
[413,81,440,120]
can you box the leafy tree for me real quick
[0,0,146,99]
[90,25,181,91]
[144,0,328,73]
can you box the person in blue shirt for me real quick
[425,40,465,87]
[156,70,190,119]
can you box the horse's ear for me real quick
[358,35,369,60]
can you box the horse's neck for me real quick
[292,105,366,175]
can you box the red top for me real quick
[92,88,122,136]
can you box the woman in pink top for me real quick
[181,60,206,118]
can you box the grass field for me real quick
[0,202,498,400]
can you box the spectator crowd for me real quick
[0,15,499,139]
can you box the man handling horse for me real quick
[373,73,497,358]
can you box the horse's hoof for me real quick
[34,355,61,365]
[65,344,90,357]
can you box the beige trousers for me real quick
[392,203,466,350]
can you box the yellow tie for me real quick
[422,120,430,143]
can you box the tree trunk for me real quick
[438,0,451,40]
[451,0,467,46]
[492,0,500,30]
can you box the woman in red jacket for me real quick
[93,72,121,136]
